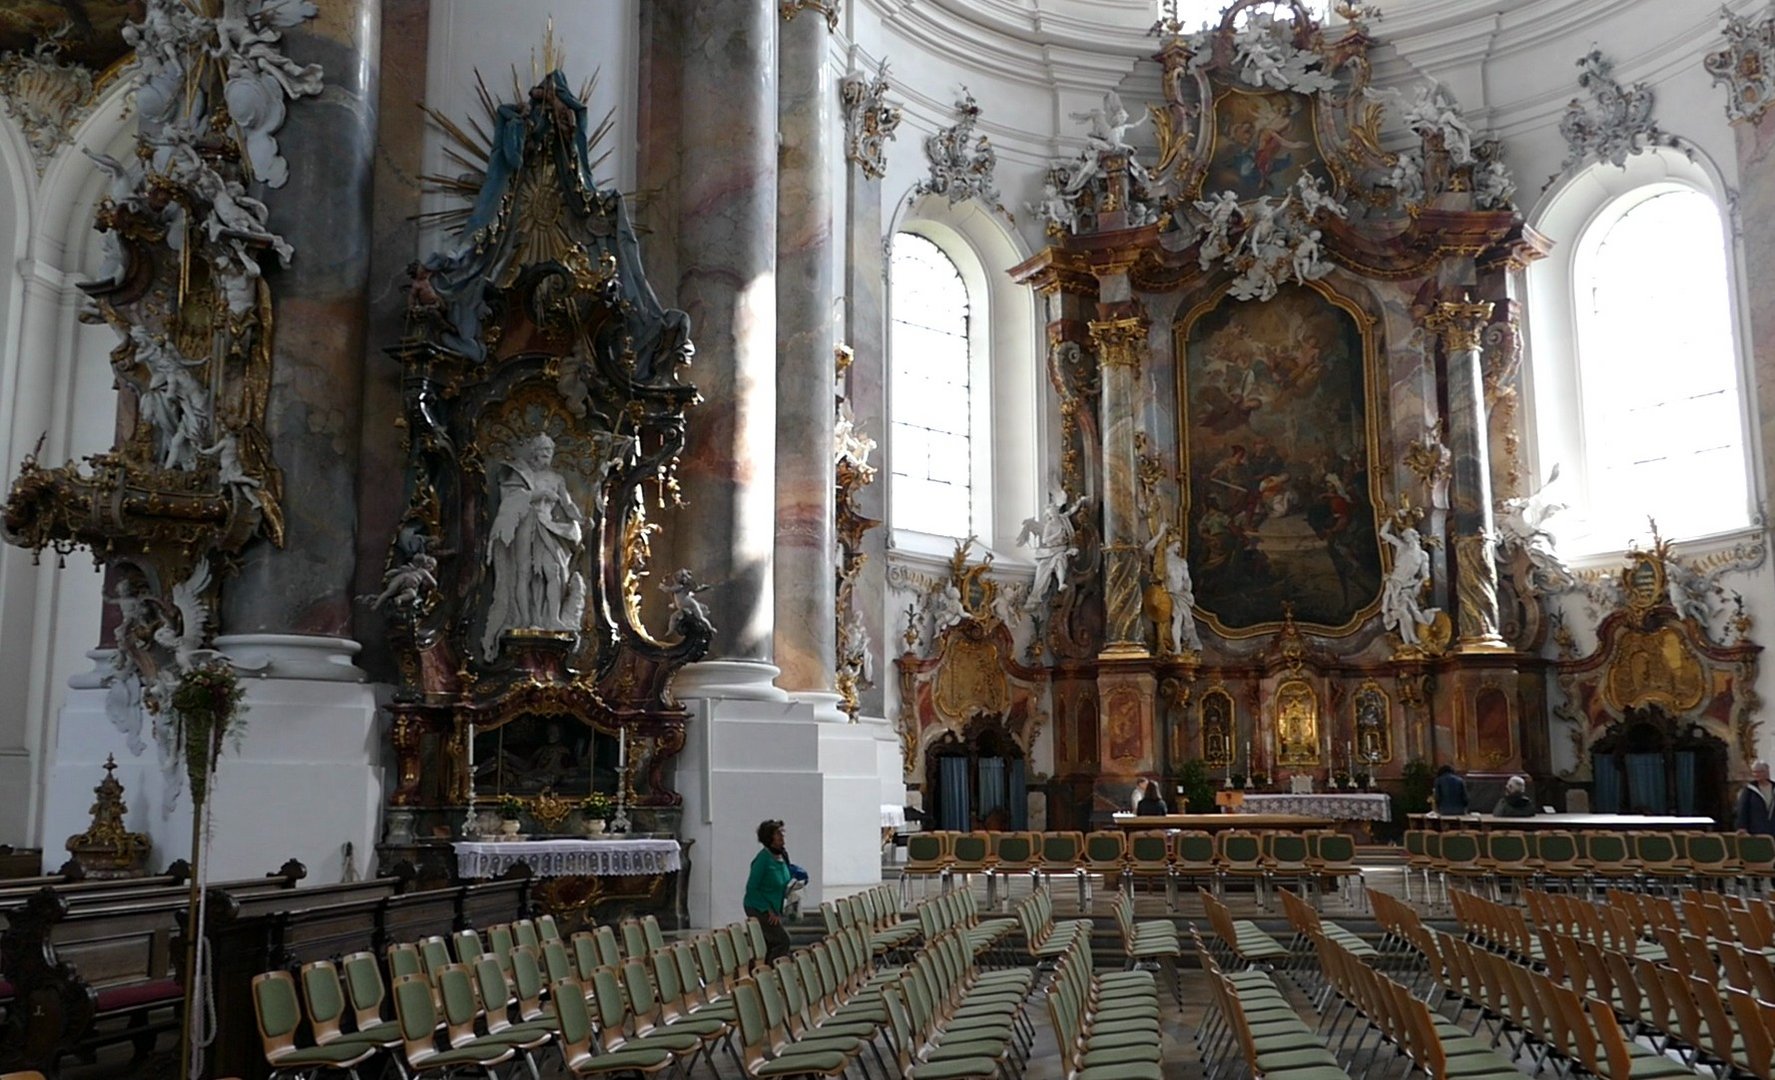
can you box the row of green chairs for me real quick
[915,886,1019,966]
[1045,928,1166,1079]
[820,883,920,960]
[1194,925,1342,1077]
[1405,828,1775,905]
[1124,829,1365,911]
[1010,889,1092,972]
[1108,890,1181,1006]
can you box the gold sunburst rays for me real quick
[415,66,616,236]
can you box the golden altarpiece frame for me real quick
[998,0,1564,824]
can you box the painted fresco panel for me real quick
[1180,283,1383,634]
[1204,86,1327,201]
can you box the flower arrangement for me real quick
[578,791,613,821]
[168,661,247,807]
[497,795,525,821]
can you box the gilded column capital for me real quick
[780,0,840,30]
[1423,300,1494,354]
[1088,316,1149,370]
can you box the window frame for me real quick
[887,230,984,544]
[1524,147,1762,562]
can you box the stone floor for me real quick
[66,854,1610,1079]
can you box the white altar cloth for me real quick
[455,838,683,879]
[1232,793,1391,822]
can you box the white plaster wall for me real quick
[419,0,639,261]
[0,82,141,848]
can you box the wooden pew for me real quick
[203,876,530,1080]
[0,860,305,1077]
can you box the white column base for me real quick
[786,690,847,723]
[41,636,382,883]
[673,659,790,702]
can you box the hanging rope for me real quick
[186,727,220,1080]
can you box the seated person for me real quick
[1135,777,1170,816]
[1491,775,1536,818]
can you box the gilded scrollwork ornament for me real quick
[1708,6,1775,125]
[913,88,1012,223]
[839,59,900,181]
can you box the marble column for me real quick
[844,111,889,719]
[220,0,379,643]
[647,0,780,696]
[1089,310,1151,658]
[773,4,837,701]
[1427,299,1509,653]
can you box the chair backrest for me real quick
[1174,831,1215,866]
[593,924,622,969]
[1266,833,1308,864]
[905,832,948,865]
[1486,831,1528,864]
[387,941,423,983]
[1314,831,1355,864]
[951,832,990,864]
[1219,831,1261,866]
[488,923,517,964]
[551,977,594,1059]
[418,934,452,978]
[251,970,303,1058]
[435,963,483,1043]
[1128,830,1170,866]
[297,960,350,1044]
[340,951,387,1028]
[513,918,541,951]
[509,946,548,1017]
[1439,831,1480,864]
[589,965,630,1034]
[1084,830,1126,867]
[541,939,574,983]
[390,972,439,1049]
[474,955,515,1022]
[620,919,648,960]
[451,928,483,964]
[536,913,561,941]
[570,931,601,981]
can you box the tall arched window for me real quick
[889,232,976,538]
[1527,151,1755,556]
[1571,187,1748,544]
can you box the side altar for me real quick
[365,67,710,930]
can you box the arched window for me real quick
[889,232,977,539]
[1527,152,1754,557]
[1571,188,1747,543]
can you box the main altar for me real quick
[892,0,1760,830]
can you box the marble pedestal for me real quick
[40,637,383,883]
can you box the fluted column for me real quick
[220,1,379,640]
[1089,312,1150,658]
[649,0,780,693]
[1427,298,1509,653]
[773,2,837,698]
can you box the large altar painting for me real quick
[1180,283,1383,635]
[1204,86,1326,201]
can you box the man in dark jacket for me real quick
[1492,775,1536,818]
[1432,764,1469,816]
[1737,761,1775,836]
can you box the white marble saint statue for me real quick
[1497,466,1574,593]
[481,433,589,659]
[131,327,212,472]
[1147,528,1202,654]
[1017,491,1086,612]
[200,431,262,507]
[1379,520,1439,647]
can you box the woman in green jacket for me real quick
[743,819,793,961]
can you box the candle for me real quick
[618,727,627,770]
[466,722,475,770]
[1347,741,1354,771]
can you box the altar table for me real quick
[453,838,683,880]
[1111,812,1334,832]
[1408,812,1717,832]
[1234,793,1391,822]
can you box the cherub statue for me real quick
[151,560,219,675]
[1290,228,1326,284]
[1030,172,1078,236]
[832,400,876,469]
[1072,90,1144,155]
[1293,173,1347,222]
[199,431,262,508]
[363,551,439,615]
[930,580,966,635]
[661,568,713,632]
[1194,190,1242,270]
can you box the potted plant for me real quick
[1179,759,1217,815]
[497,795,524,836]
[1250,771,1270,790]
[578,791,613,835]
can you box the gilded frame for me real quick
[1200,684,1236,768]
[1274,678,1321,767]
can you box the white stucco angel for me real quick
[200,431,261,507]
[832,400,877,470]
[211,0,325,188]
[1379,520,1439,648]
[1290,228,1327,284]
[1293,173,1347,222]
[1194,190,1241,270]
[930,580,966,635]
[1496,465,1575,594]
[365,551,439,615]
[1402,81,1475,164]
[842,607,874,685]
[1073,90,1144,155]
[151,559,220,675]
[130,327,212,472]
[1017,491,1086,612]
[661,568,713,632]
[1030,173,1079,236]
